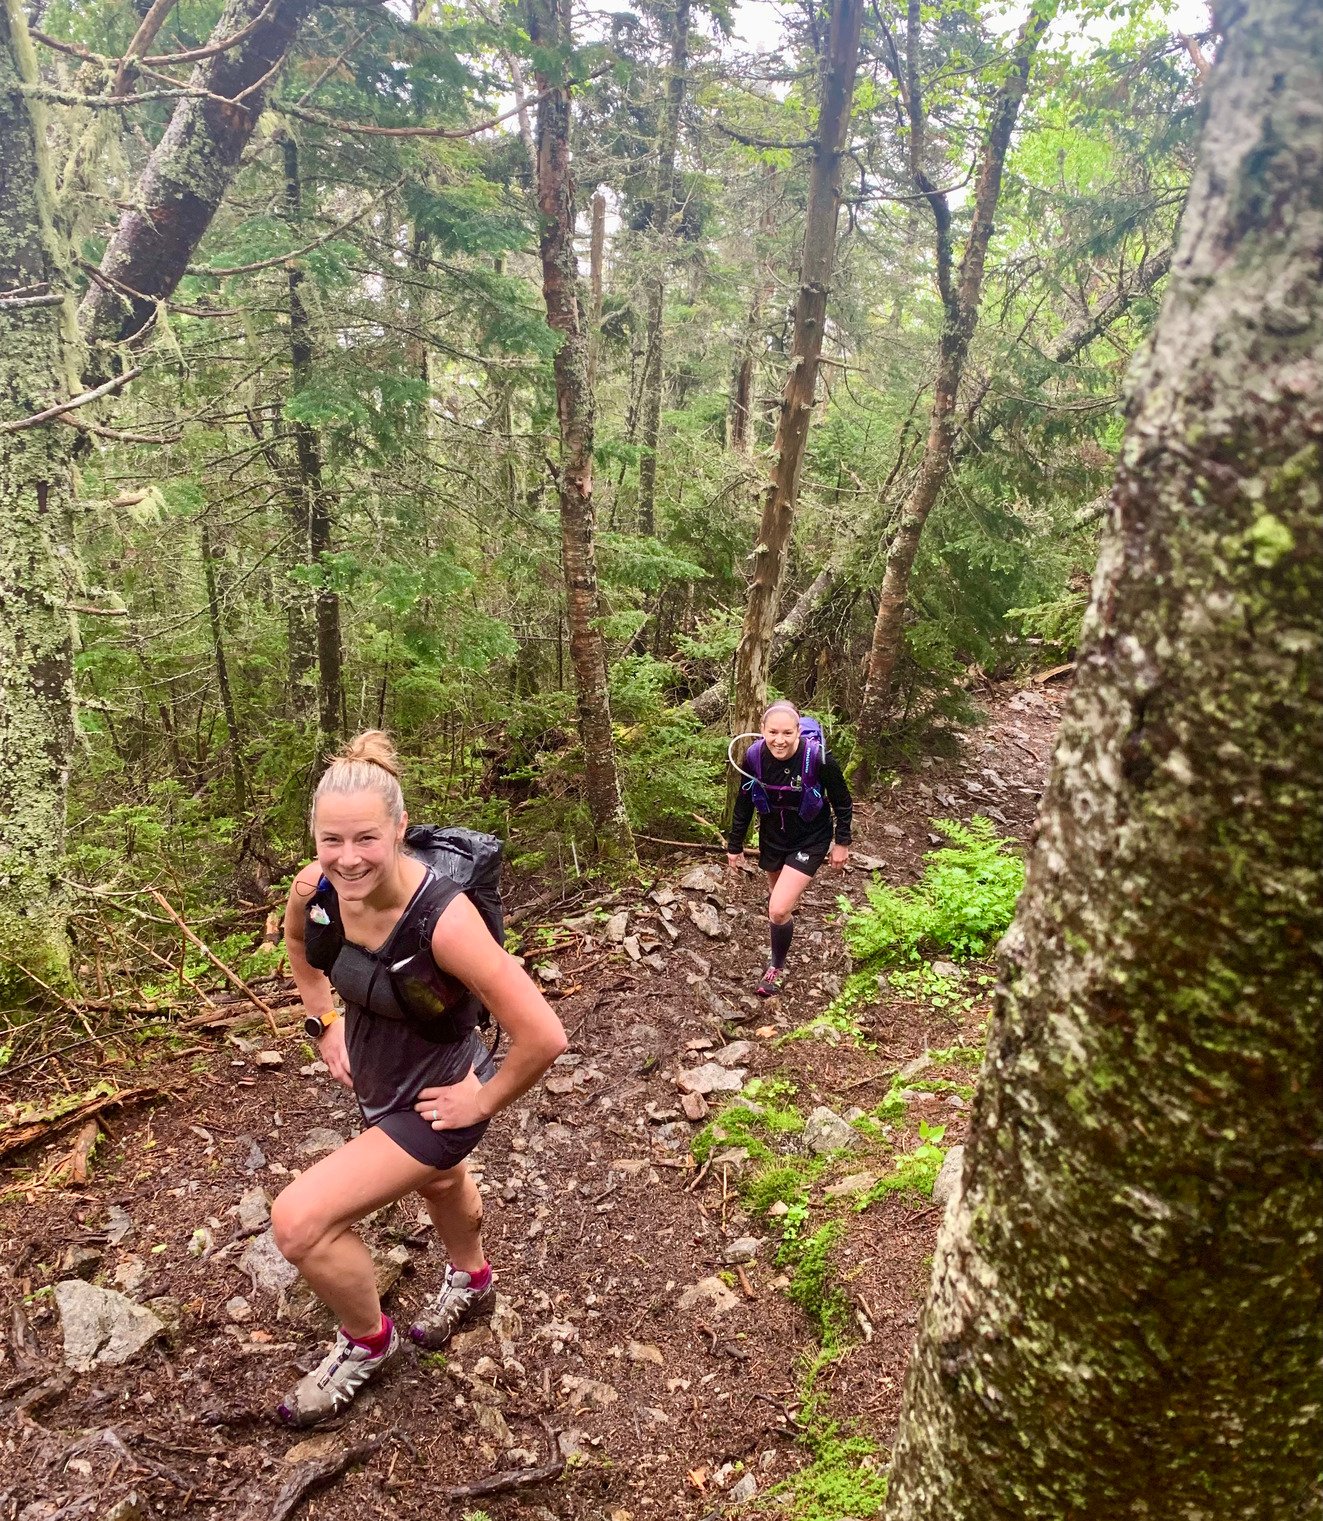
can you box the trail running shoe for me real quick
[408,1265,495,1350]
[756,965,786,998]
[277,1320,400,1428]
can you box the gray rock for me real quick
[297,1128,345,1157]
[559,1373,619,1409]
[239,1228,300,1293]
[803,1106,857,1155]
[676,1062,746,1096]
[60,1244,103,1278]
[225,1295,252,1322]
[54,1280,164,1371]
[931,960,961,979]
[237,1187,271,1232]
[687,901,727,939]
[103,1204,134,1245]
[824,1171,877,1200]
[723,1236,763,1264]
[932,1145,965,1209]
[898,1053,932,1080]
[112,1255,147,1294]
[604,911,629,943]
[241,1139,267,1173]
[678,1276,739,1316]
[679,864,724,894]
[713,1040,753,1068]
[730,1472,758,1503]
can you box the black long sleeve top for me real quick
[727,745,853,855]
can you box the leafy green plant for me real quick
[839,817,1025,970]
[856,1122,948,1210]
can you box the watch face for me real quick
[304,1016,323,1038]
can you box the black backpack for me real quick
[304,825,505,1043]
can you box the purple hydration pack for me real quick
[744,714,827,823]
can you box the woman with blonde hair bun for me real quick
[268,730,566,1427]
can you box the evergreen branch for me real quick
[0,368,143,436]
[712,120,816,150]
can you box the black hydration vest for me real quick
[303,825,504,1045]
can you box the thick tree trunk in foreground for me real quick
[636,0,691,536]
[728,0,863,753]
[854,2,1053,785]
[886,4,1323,1513]
[78,0,317,360]
[528,0,635,861]
[0,0,80,999]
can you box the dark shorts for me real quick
[760,840,829,877]
[370,1043,498,1171]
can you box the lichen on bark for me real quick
[885,2,1323,1515]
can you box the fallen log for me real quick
[0,1086,161,1164]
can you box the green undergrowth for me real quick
[691,1078,804,1167]
[765,1351,890,1519]
[818,818,1023,1034]
[856,1122,948,1210]
[781,1222,851,1350]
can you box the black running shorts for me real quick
[759,840,829,877]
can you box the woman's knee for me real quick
[416,1164,468,1208]
[270,1185,332,1264]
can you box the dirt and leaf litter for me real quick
[0,685,1062,1520]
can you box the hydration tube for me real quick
[727,732,765,784]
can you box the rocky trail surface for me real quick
[1,684,1064,1521]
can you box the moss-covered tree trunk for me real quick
[0,0,82,1000]
[885,3,1323,1513]
[527,0,635,862]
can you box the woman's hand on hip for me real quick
[319,1019,353,1088]
[415,1069,489,1131]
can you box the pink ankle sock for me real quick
[344,1313,393,1355]
[465,1262,492,1291]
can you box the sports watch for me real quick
[304,1009,341,1040]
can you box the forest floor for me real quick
[0,681,1065,1521]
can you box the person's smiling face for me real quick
[313,791,406,904]
[762,709,800,761]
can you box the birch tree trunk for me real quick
[636,0,691,536]
[728,0,863,749]
[527,0,635,861]
[886,3,1323,1512]
[0,0,81,999]
[853,1,1054,786]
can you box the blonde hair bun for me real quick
[336,729,401,779]
[312,729,405,829]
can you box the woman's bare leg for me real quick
[769,864,815,925]
[416,1162,485,1273]
[271,1126,440,1337]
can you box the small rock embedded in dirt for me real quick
[103,1204,134,1245]
[681,1091,709,1122]
[711,1147,751,1176]
[60,1244,102,1278]
[932,1145,965,1210]
[473,1400,515,1449]
[723,1237,763,1264]
[713,1040,753,1068]
[803,1106,857,1154]
[627,1340,665,1365]
[680,864,724,894]
[730,1472,758,1503]
[374,1244,411,1299]
[646,1101,681,1123]
[767,1200,789,1218]
[241,1139,266,1173]
[55,1280,164,1371]
[112,1255,147,1294]
[239,1228,299,1293]
[237,1187,271,1232]
[678,1276,740,1316]
[560,1373,619,1409]
[931,960,961,979]
[544,1075,576,1096]
[898,1053,932,1080]
[882,823,904,839]
[103,1495,145,1521]
[297,1127,345,1156]
[284,1430,343,1465]
[623,935,642,961]
[687,901,727,939]
[298,1060,329,1077]
[825,1172,877,1199]
[536,960,561,983]
[676,1062,745,1096]
[604,911,629,942]
[254,1049,283,1067]
[225,1295,252,1322]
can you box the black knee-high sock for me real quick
[769,917,794,969]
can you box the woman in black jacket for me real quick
[726,701,852,995]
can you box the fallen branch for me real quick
[37,1118,101,1187]
[0,1086,160,1164]
[0,366,143,436]
[635,834,728,852]
[264,1431,390,1521]
[445,1416,564,1501]
[146,889,278,1031]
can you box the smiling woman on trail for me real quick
[270,730,566,1427]
[727,701,852,996]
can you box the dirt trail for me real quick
[0,683,1064,1521]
